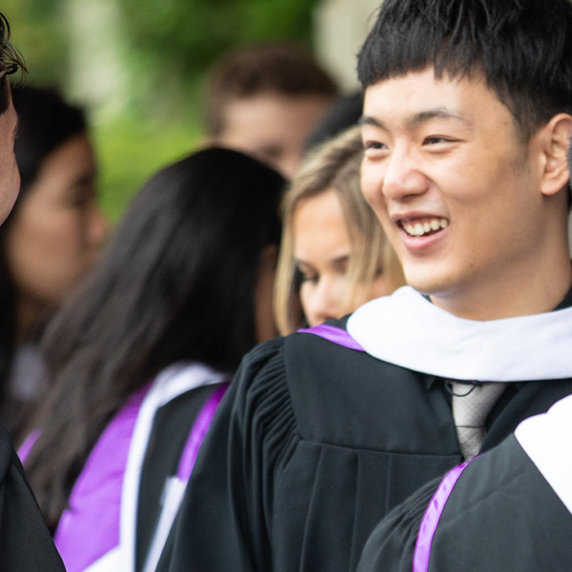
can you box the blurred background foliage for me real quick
[3,0,321,222]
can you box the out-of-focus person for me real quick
[204,41,338,179]
[0,86,108,436]
[0,14,67,572]
[358,392,572,572]
[275,127,405,334]
[21,148,285,572]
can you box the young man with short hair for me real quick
[158,1,572,571]
[356,138,572,572]
[204,42,338,179]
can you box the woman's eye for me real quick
[300,273,318,284]
[295,267,318,285]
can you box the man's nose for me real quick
[382,145,429,202]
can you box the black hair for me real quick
[0,12,26,116]
[357,0,572,141]
[305,92,364,151]
[0,86,86,417]
[11,86,86,194]
[24,147,285,524]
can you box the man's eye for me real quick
[423,136,454,145]
[364,141,387,151]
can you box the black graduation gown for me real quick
[0,425,64,571]
[357,432,572,572]
[136,382,229,572]
[157,316,572,572]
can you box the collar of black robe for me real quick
[347,285,572,382]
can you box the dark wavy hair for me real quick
[0,87,86,413]
[0,12,25,115]
[357,0,572,141]
[24,147,285,524]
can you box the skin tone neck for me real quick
[361,68,572,321]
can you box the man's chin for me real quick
[402,270,451,298]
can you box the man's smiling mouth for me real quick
[400,217,450,237]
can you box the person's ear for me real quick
[537,113,572,197]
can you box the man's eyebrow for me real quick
[405,107,473,130]
[359,108,473,131]
[359,115,386,130]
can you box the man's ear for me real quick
[537,113,572,197]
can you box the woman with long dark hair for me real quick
[21,147,284,572]
[1,86,108,435]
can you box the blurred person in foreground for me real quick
[0,13,67,572]
[157,1,572,572]
[358,395,572,572]
[1,86,108,439]
[20,148,285,572]
[356,136,572,572]
[204,41,338,179]
[275,126,405,334]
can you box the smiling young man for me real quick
[355,151,572,572]
[157,2,572,572]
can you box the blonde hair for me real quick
[274,126,405,335]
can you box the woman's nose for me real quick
[305,277,342,327]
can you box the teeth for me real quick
[402,218,449,237]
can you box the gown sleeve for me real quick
[0,428,65,571]
[157,337,297,572]
[357,477,440,572]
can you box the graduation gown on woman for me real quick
[157,287,572,572]
[358,393,572,572]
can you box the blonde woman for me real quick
[275,126,405,334]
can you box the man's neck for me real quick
[429,257,572,321]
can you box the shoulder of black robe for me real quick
[0,425,65,571]
[358,434,572,572]
[357,475,440,572]
[157,324,464,572]
[157,315,572,572]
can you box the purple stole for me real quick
[298,324,365,352]
[20,377,228,572]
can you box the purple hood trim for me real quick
[298,324,365,352]
[53,381,228,572]
[54,383,151,572]
[413,457,478,572]
[176,384,228,481]
[18,429,41,464]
